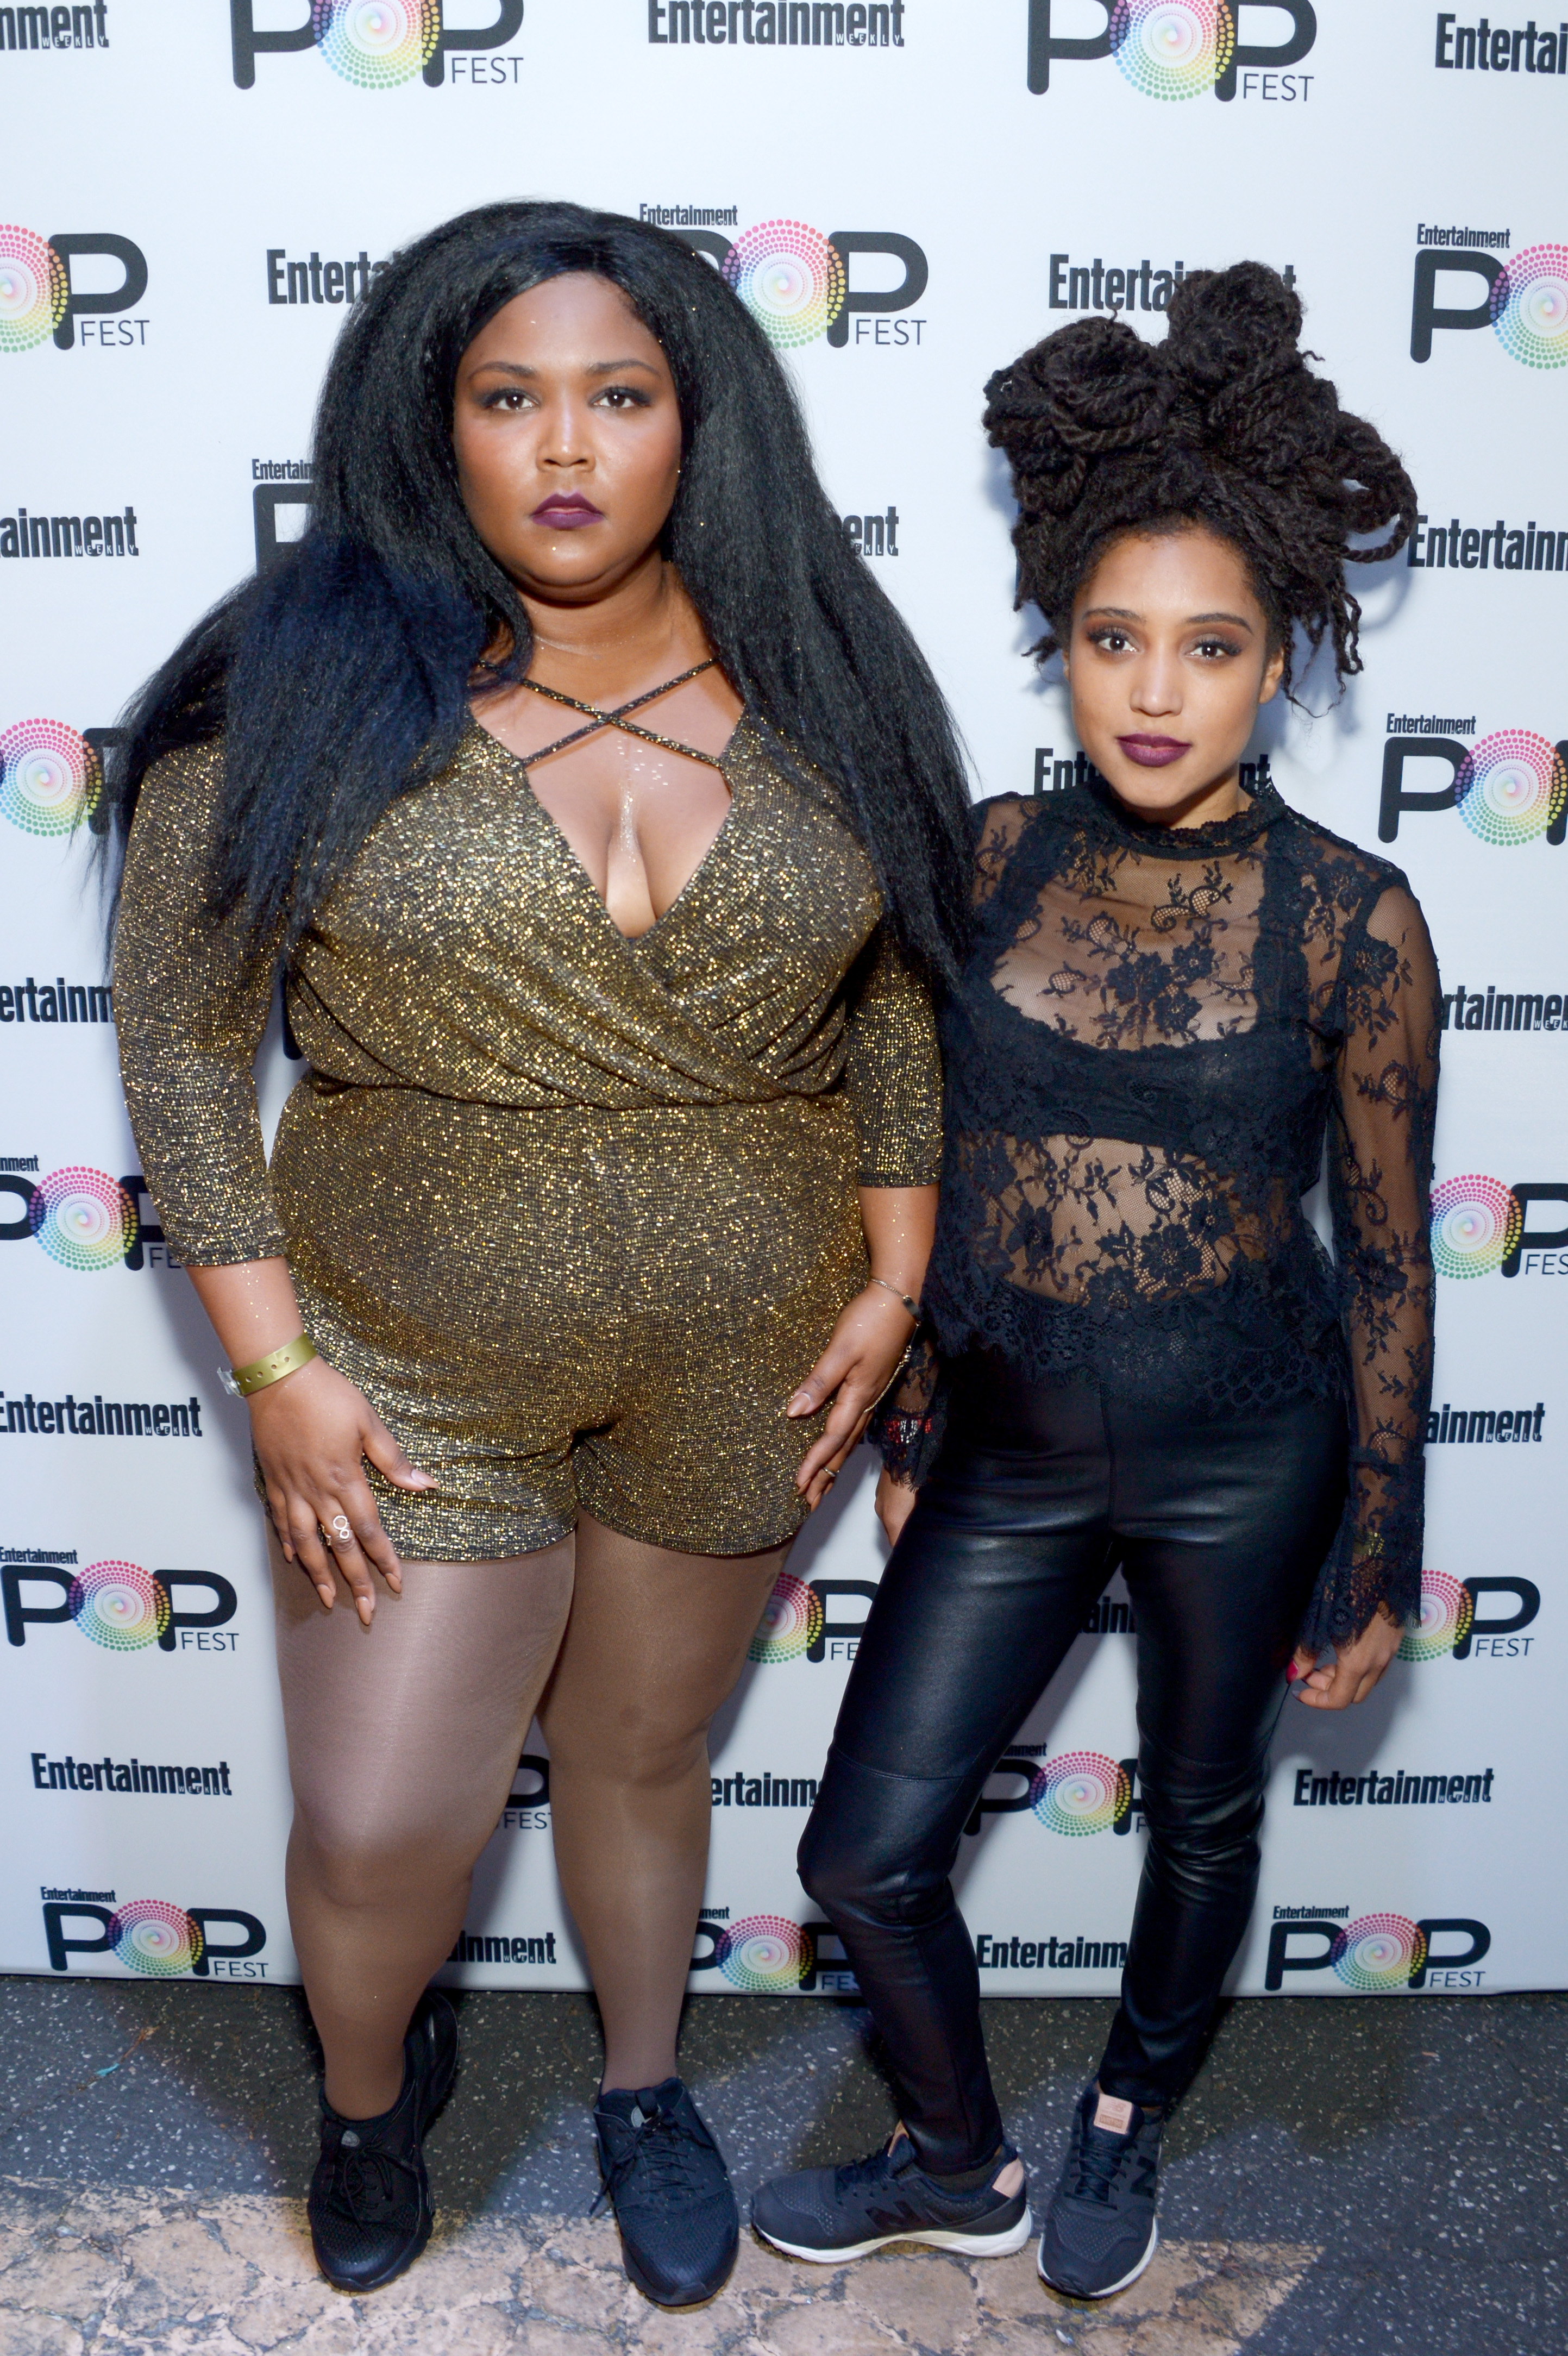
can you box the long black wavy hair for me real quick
[982,261,1418,698]
[104,200,972,979]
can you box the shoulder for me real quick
[1273,802,1424,925]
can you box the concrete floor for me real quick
[0,1977,1560,2353]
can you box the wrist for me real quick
[864,1274,921,1320]
[221,1334,318,1400]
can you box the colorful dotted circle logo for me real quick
[1109,0,1235,99]
[1453,730,1567,847]
[1428,1175,1522,1280]
[1399,1570,1475,1664]
[714,1914,810,1992]
[312,0,438,87]
[1329,1913,1427,1992]
[0,224,67,354]
[1029,1751,1131,1837]
[109,1900,204,1977]
[68,1561,170,1653]
[1490,242,1568,371]
[722,221,846,348]
[28,1168,137,1273]
[749,1571,825,1664]
[0,718,100,838]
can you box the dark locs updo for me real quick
[982,261,1418,697]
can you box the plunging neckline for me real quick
[468,703,749,948]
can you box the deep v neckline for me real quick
[469,700,749,949]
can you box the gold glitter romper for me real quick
[114,715,942,1559]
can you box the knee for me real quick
[798,1751,957,1931]
[291,1801,461,1911]
[1137,1746,1266,1871]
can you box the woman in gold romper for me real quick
[110,204,969,2306]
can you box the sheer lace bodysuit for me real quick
[879,777,1440,1649]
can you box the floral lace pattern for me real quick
[879,779,1440,1649]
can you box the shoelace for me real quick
[591,2102,709,2216]
[1068,2121,1138,2206]
[334,2144,411,2223]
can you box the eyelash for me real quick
[1085,629,1244,660]
[479,385,653,412]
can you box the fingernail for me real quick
[357,1600,373,1626]
[786,1393,811,1415]
[1285,1661,1299,1681]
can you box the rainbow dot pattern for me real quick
[29,1167,137,1273]
[109,1900,204,1977]
[0,224,67,354]
[1428,1175,1522,1280]
[1329,1913,1427,1992]
[1110,0,1235,99]
[722,221,846,348]
[749,1571,825,1664]
[69,1561,171,1653]
[312,0,438,88]
[1030,1751,1131,1836]
[715,1914,810,1992]
[1490,243,1568,371]
[1399,1569,1475,1664]
[0,717,99,838]
[1453,730,1567,847]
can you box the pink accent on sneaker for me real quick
[1093,2093,1135,2135]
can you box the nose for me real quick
[538,395,594,473]
[1129,643,1183,720]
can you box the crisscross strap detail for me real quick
[517,662,726,768]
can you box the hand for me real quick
[875,1469,918,1546]
[1290,1605,1403,1709]
[788,1285,917,1509]
[249,1356,434,1625]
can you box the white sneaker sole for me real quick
[1038,2216,1157,2299]
[757,2206,1034,2266]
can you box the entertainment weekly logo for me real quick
[1399,1570,1540,1663]
[1024,0,1317,101]
[40,1893,267,1978]
[1378,718,1567,846]
[1,4,111,50]
[1433,12,1568,77]
[1410,225,1568,368]
[1,1556,239,1653]
[0,225,148,352]
[230,1,524,88]
[1264,1908,1490,1992]
[1429,1175,1568,1280]
[648,2,908,44]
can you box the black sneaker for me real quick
[752,2129,1032,2264]
[1037,2083,1163,2299]
[307,1991,458,2294]
[593,2078,739,2308]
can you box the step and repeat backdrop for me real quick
[1,1,1562,2004]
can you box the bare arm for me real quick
[788,1184,938,1508]
[189,1259,432,1625]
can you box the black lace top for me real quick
[880,777,1440,1650]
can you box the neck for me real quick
[1111,763,1244,831]
[520,550,694,685]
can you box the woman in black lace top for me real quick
[752,265,1438,2299]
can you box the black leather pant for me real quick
[799,1354,1346,2173]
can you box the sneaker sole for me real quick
[756,2207,1034,2266]
[1038,2216,1158,2299]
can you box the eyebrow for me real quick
[1082,604,1255,630]
[465,356,661,379]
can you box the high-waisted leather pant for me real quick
[799,1352,1347,2172]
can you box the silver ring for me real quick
[330,1514,352,1543]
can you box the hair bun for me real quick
[1163,261,1304,396]
[983,318,1168,517]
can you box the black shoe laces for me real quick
[592,2100,710,2216]
[333,2142,413,2223]
[1069,2123,1136,2205]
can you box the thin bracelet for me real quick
[868,1276,920,1321]
[218,1334,318,1400]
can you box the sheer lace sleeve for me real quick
[114,742,287,1267]
[1305,880,1440,1650]
[867,1327,948,1488]
[842,922,943,1187]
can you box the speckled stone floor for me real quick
[0,1980,1560,2354]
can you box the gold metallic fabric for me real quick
[114,721,942,1557]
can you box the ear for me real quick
[1257,643,1286,707]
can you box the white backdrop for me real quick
[2,0,1563,2007]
